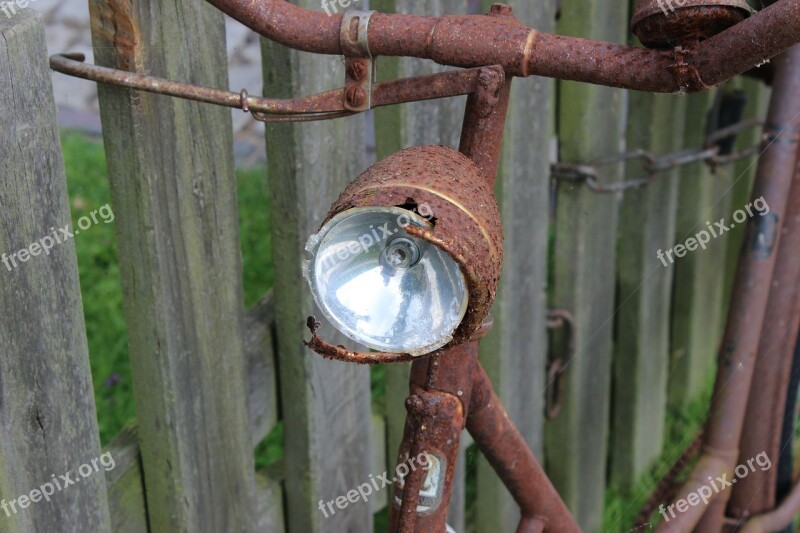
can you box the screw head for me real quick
[347,60,368,81]
[345,86,367,107]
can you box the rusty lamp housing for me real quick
[303,145,503,361]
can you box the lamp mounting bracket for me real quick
[340,10,376,112]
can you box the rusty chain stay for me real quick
[551,117,765,193]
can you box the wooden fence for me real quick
[0,1,768,532]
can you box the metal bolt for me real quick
[347,60,368,81]
[345,86,367,107]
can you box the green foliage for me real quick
[255,421,285,470]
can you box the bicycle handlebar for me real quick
[203,0,799,92]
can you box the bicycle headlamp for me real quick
[303,145,503,359]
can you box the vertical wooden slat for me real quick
[668,91,721,408]
[0,10,111,532]
[262,11,373,531]
[88,1,257,531]
[473,1,555,531]
[610,93,686,489]
[104,426,148,533]
[544,2,628,530]
[372,0,469,529]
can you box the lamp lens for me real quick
[304,207,468,355]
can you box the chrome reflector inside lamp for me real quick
[304,207,468,355]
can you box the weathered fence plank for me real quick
[373,0,469,528]
[102,292,282,531]
[104,425,147,533]
[0,9,111,532]
[88,1,257,531]
[668,91,722,408]
[610,93,686,489]
[262,9,373,529]
[474,1,555,531]
[544,2,628,530]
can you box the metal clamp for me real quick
[340,10,375,112]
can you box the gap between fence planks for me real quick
[0,9,111,532]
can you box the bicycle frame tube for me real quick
[202,0,800,93]
[388,344,581,533]
[656,43,800,532]
[727,134,800,522]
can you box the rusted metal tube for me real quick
[458,66,512,186]
[657,43,800,533]
[738,476,800,532]
[203,0,800,92]
[727,141,800,519]
[467,362,581,532]
[388,343,479,532]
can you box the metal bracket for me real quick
[340,10,375,112]
[545,309,576,420]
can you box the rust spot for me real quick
[90,0,141,71]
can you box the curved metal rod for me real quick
[50,53,488,121]
[202,0,799,93]
[50,53,350,121]
[304,315,495,365]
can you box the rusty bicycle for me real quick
[50,0,800,530]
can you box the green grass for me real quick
[61,130,274,451]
